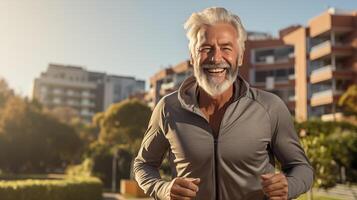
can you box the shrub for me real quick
[297,119,357,187]
[0,177,102,200]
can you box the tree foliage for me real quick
[98,99,151,153]
[338,84,357,116]
[71,99,152,188]
[0,79,81,173]
[297,119,357,188]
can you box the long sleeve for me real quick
[269,97,314,199]
[133,100,171,200]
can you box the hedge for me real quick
[0,177,102,200]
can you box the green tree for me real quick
[98,99,151,153]
[45,106,80,124]
[0,79,14,112]
[71,99,152,189]
[338,84,357,116]
[297,119,357,188]
[0,95,81,173]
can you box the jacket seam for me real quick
[250,97,274,139]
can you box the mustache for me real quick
[201,62,231,69]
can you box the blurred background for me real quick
[0,1,356,200]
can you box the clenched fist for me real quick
[261,173,288,200]
[169,177,200,200]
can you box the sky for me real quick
[1,0,356,97]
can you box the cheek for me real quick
[196,54,208,66]
[223,55,236,65]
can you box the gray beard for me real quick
[194,61,238,96]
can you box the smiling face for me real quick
[192,23,241,96]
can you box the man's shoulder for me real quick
[154,91,180,111]
[249,87,286,111]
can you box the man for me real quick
[134,7,313,200]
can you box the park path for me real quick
[103,193,153,200]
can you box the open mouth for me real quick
[204,68,227,74]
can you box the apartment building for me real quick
[149,8,357,122]
[33,63,145,122]
[242,31,296,114]
[147,61,192,108]
[284,8,357,121]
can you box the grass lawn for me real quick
[297,193,343,200]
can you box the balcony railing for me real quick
[310,40,331,53]
[288,95,296,101]
[310,65,334,76]
[311,89,344,99]
[311,89,333,98]
[160,82,175,90]
[254,56,291,65]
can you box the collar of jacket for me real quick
[177,74,253,113]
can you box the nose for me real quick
[210,48,223,64]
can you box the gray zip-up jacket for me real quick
[134,75,313,200]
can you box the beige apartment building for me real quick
[146,61,193,108]
[33,64,145,122]
[286,8,357,121]
[148,8,357,122]
[242,31,296,115]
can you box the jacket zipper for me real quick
[214,137,219,200]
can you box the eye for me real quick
[222,47,232,52]
[198,47,212,53]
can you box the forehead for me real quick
[197,23,238,45]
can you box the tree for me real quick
[98,99,151,154]
[44,106,80,124]
[296,119,357,188]
[338,84,357,116]
[0,95,81,173]
[0,79,14,113]
[71,99,152,189]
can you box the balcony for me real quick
[80,109,94,116]
[310,65,334,83]
[309,10,355,38]
[160,82,175,90]
[288,95,296,102]
[310,40,353,60]
[310,65,351,84]
[288,74,295,80]
[254,56,293,66]
[81,92,95,98]
[253,46,294,66]
[67,100,80,106]
[52,89,63,95]
[321,112,344,122]
[81,101,96,107]
[310,89,344,107]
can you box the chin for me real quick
[193,62,239,96]
[197,76,234,96]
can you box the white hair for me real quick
[184,7,247,65]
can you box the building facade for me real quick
[242,31,296,115]
[286,8,357,121]
[33,63,145,122]
[147,61,193,108]
[149,8,357,122]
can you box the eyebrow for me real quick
[220,42,233,47]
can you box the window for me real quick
[255,70,269,82]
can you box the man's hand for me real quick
[170,177,200,200]
[261,173,288,200]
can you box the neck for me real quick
[198,84,234,110]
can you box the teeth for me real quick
[207,68,225,73]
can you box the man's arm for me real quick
[268,96,314,199]
[133,100,171,200]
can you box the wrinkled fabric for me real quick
[134,75,313,200]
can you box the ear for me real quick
[238,52,244,66]
[190,53,194,66]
